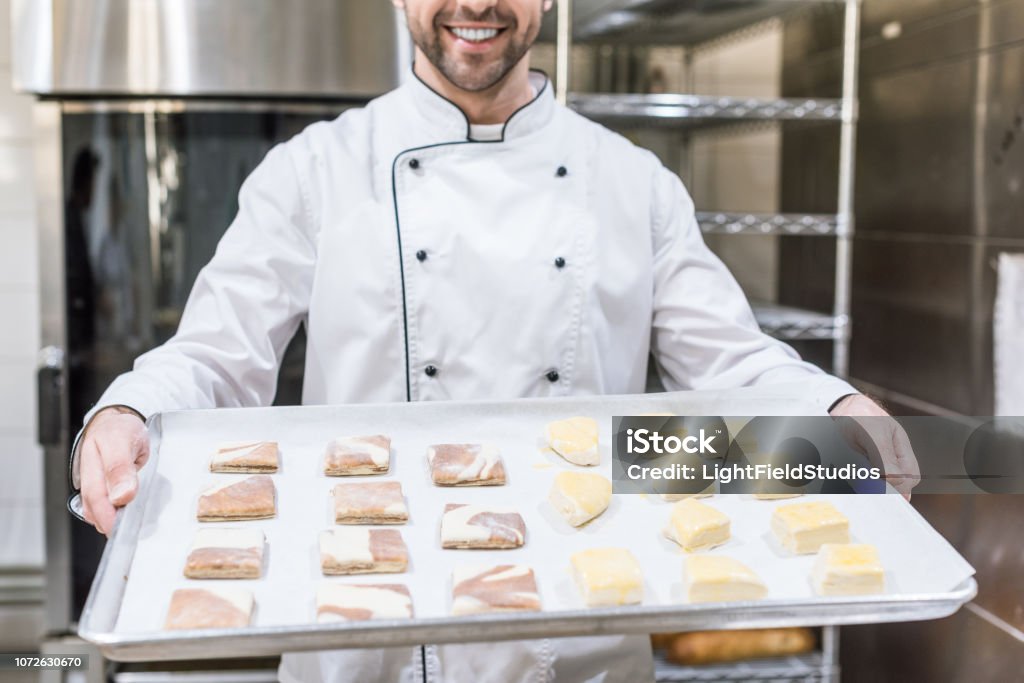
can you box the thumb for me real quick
[105,458,139,506]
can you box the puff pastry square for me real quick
[332,481,409,524]
[771,500,849,554]
[683,555,767,603]
[164,587,254,630]
[316,582,413,623]
[197,476,276,522]
[427,444,506,486]
[570,548,643,607]
[440,504,525,549]
[545,417,600,466]
[209,441,279,473]
[451,565,541,615]
[324,435,391,476]
[663,498,731,552]
[184,528,265,579]
[320,528,408,575]
[812,544,885,596]
[548,471,612,527]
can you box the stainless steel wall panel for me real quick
[861,0,976,35]
[860,8,980,76]
[848,239,975,413]
[11,0,409,97]
[982,43,1024,239]
[857,59,976,236]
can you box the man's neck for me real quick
[413,51,535,125]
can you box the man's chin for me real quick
[440,63,508,93]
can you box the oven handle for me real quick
[36,345,65,447]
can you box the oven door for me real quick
[36,101,350,635]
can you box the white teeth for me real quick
[451,27,499,42]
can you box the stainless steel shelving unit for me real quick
[559,0,860,378]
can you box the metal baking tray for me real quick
[78,387,977,662]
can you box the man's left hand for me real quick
[829,394,920,499]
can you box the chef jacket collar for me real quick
[404,67,554,143]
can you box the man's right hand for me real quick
[79,406,150,536]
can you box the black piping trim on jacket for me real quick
[390,73,552,402]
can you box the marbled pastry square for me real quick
[184,528,265,579]
[440,504,525,549]
[209,441,279,473]
[316,583,413,623]
[197,475,276,522]
[319,528,408,575]
[451,565,541,616]
[164,587,253,630]
[324,435,391,476]
[332,481,409,524]
[427,444,506,486]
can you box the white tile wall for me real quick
[0,0,44,569]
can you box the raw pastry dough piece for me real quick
[332,481,409,524]
[197,476,276,522]
[316,583,413,622]
[663,498,730,552]
[324,435,391,476]
[319,528,409,574]
[753,493,803,500]
[209,441,279,473]
[548,471,612,526]
[427,444,507,486]
[570,548,643,607]
[811,544,884,596]
[184,528,265,579]
[683,555,767,603]
[451,565,541,615]
[771,500,849,554]
[440,504,525,549]
[164,587,253,630]
[545,417,600,466]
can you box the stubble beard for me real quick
[409,12,537,92]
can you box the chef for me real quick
[72,0,918,681]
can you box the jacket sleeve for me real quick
[70,142,318,487]
[648,163,856,412]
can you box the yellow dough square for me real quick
[545,417,599,466]
[683,555,767,603]
[570,548,643,607]
[663,498,730,552]
[771,500,849,554]
[548,471,612,527]
[812,544,885,596]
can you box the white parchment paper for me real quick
[113,387,975,634]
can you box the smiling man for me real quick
[72,0,915,681]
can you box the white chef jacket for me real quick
[77,69,856,683]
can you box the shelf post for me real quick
[556,0,572,104]
[833,0,861,378]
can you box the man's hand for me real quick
[829,394,920,499]
[79,406,150,536]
